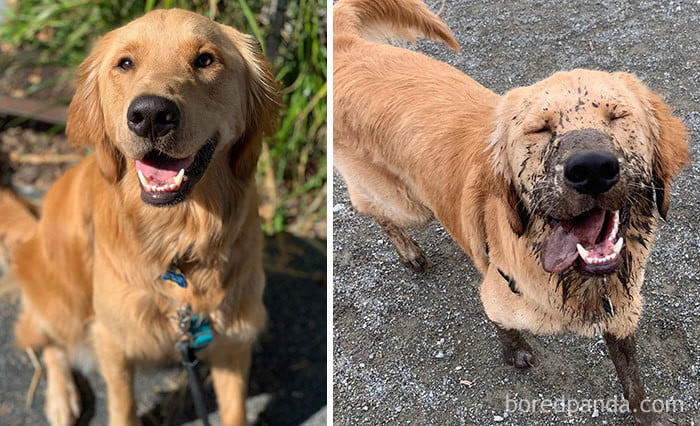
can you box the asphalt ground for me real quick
[332,1,700,424]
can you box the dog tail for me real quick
[334,0,460,52]
[0,189,37,255]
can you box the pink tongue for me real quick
[541,209,606,272]
[135,154,194,186]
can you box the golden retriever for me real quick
[3,9,278,425]
[333,0,689,424]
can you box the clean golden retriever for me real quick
[333,0,689,424]
[2,9,278,425]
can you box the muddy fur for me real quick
[334,0,689,424]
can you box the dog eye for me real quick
[194,53,215,68]
[529,123,551,134]
[608,106,629,121]
[117,58,134,71]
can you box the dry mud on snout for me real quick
[332,0,700,424]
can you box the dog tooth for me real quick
[173,169,185,187]
[612,237,624,254]
[609,210,620,242]
[137,170,148,186]
[576,243,590,260]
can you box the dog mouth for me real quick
[541,207,628,275]
[134,138,217,206]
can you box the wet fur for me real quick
[334,0,688,423]
[5,9,278,426]
[334,0,688,339]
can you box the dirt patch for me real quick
[332,1,700,424]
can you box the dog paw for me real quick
[45,377,81,426]
[503,344,536,369]
[400,253,429,273]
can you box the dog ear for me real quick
[487,172,528,236]
[500,177,529,236]
[489,89,529,235]
[646,90,689,220]
[615,73,689,219]
[219,25,281,181]
[66,34,124,184]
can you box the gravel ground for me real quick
[332,1,700,425]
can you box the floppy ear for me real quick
[66,34,124,184]
[219,25,281,181]
[616,73,689,219]
[489,89,529,235]
[493,175,529,236]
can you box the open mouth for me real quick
[134,138,217,206]
[541,208,627,275]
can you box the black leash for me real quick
[177,340,211,426]
[176,303,213,426]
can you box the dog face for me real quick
[491,69,688,276]
[67,9,278,206]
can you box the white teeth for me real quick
[612,237,624,254]
[137,170,149,186]
[577,241,622,265]
[139,168,184,193]
[576,243,589,259]
[608,210,620,243]
[173,168,185,187]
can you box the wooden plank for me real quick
[0,94,67,125]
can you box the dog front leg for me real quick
[604,332,673,426]
[206,339,253,426]
[94,323,139,426]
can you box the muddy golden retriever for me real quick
[2,9,278,425]
[334,0,689,424]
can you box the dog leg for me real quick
[377,219,428,273]
[43,345,81,426]
[207,340,253,426]
[495,324,536,368]
[604,333,674,426]
[94,323,139,426]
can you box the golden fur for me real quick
[334,0,688,341]
[5,9,278,426]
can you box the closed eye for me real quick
[609,106,630,121]
[527,122,552,134]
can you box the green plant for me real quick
[0,0,327,237]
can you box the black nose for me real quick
[564,150,620,195]
[127,95,180,138]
